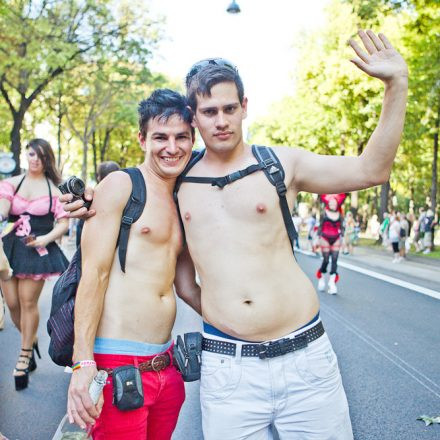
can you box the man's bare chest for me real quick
[178,173,282,226]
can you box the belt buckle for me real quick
[151,355,165,372]
[257,343,269,359]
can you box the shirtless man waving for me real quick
[67,31,408,439]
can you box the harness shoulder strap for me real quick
[252,145,298,255]
[117,167,147,273]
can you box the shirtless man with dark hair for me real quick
[65,89,198,439]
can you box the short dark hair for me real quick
[138,89,194,139]
[97,161,120,182]
[186,64,245,112]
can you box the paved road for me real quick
[1,250,439,439]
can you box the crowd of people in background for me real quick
[293,202,438,263]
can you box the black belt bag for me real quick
[112,365,144,411]
[173,332,202,382]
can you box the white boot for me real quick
[318,276,326,291]
[328,274,338,295]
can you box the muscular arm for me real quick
[174,245,202,315]
[68,171,131,428]
[288,30,408,195]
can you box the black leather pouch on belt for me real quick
[112,365,144,411]
[173,332,202,382]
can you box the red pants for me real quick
[92,347,185,440]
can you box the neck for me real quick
[204,140,248,165]
[27,170,45,180]
[139,163,176,193]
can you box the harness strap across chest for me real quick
[175,145,298,256]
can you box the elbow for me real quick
[370,171,391,187]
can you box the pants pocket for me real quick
[201,353,241,400]
[295,334,341,389]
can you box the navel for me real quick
[184,212,191,221]
[141,227,150,234]
[243,300,253,305]
[256,203,267,214]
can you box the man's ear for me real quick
[241,96,248,120]
[138,131,147,152]
[187,105,197,128]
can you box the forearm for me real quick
[359,76,408,183]
[176,283,202,315]
[73,271,109,361]
[44,220,69,243]
[0,199,11,220]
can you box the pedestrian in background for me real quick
[389,213,402,263]
[0,138,69,391]
[291,211,303,250]
[422,209,435,254]
[399,213,409,258]
[343,211,356,255]
[379,212,390,247]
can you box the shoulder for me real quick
[93,170,132,211]
[3,174,25,188]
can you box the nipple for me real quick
[141,227,150,234]
[184,212,191,221]
[256,204,267,214]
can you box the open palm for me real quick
[349,30,408,82]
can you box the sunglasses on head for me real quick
[186,58,238,84]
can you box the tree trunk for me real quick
[92,132,98,182]
[379,181,390,222]
[10,109,26,175]
[430,102,439,213]
[81,139,88,183]
[57,92,63,168]
[100,128,111,162]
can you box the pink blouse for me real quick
[0,180,68,220]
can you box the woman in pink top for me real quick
[0,139,69,391]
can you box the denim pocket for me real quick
[200,353,241,400]
[295,334,340,389]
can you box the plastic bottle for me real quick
[52,370,108,440]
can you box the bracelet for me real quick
[72,360,97,371]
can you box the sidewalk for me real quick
[299,238,440,293]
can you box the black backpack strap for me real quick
[252,145,298,256]
[117,168,147,273]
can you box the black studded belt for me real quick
[202,321,324,360]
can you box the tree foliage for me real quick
[250,0,440,217]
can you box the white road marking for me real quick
[323,305,440,400]
[296,249,440,300]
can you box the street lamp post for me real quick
[226,0,241,14]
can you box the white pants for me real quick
[200,324,353,440]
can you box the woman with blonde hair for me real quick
[0,138,69,390]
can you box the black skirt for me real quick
[3,233,68,279]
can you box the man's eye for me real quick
[204,110,216,116]
[225,106,237,114]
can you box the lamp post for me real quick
[226,0,241,14]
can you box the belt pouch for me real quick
[112,365,144,411]
[173,332,202,382]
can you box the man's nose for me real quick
[215,111,227,128]
[166,138,178,154]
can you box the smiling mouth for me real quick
[161,156,183,164]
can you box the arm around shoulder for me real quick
[174,245,202,315]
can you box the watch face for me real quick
[0,154,16,174]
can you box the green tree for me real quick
[0,0,136,173]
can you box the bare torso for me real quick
[96,174,182,344]
[178,145,319,341]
